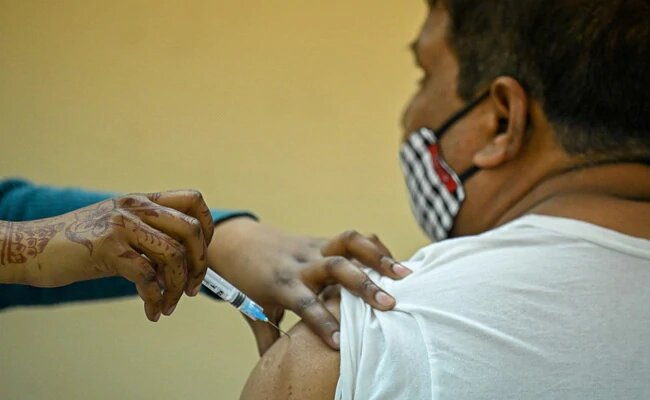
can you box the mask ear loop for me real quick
[435,90,491,183]
[435,90,491,139]
[458,165,480,183]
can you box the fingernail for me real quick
[153,311,161,322]
[375,291,395,307]
[164,303,177,316]
[332,331,340,349]
[392,262,413,278]
[191,285,202,296]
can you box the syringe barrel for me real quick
[202,268,268,322]
[202,269,238,303]
[238,298,267,321]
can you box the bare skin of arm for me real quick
[240,296,342,400]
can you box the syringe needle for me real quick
[267,320,291,338]
[202,269,292,338]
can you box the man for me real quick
[239,0,650,398]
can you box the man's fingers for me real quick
[287,286,341,350]
[111,248,163,322]
[128,199,208,296]
[120,213,188,316]
[321,230,412,280]
[306,256,396,311]
[144,190,215,245]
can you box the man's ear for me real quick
[473,77,528,169]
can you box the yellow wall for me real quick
[0,1,428,398]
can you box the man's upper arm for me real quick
[240,298,341,400]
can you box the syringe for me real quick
[202,268,286,334]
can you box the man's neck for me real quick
[497,162,650,239]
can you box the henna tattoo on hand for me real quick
[148,192,163,202]
[64,197,180,259]
[0,221,65,266]
[64,200,123,254]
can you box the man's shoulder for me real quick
[384,215,650,306]
[406,215,577,272]
[409,214,650,272]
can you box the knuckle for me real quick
[172,245,187,262]
[325,256,347,273]
[139,265,157,283]
[162,273,184,290]
[185,217,202,234]
[292,252,310,263]
[273,269,296,287]
[187,189,203,202]
[112,210,137,229]
[108,210,126,224]
[295,296,319,312]
[178,243,188,258]
[358,277,376,294]
[319,318,338,332]
[148,191,162,201]
[127,255,155,281]
[191,267,207,280]
[97,234,117,249]
[176,264,190,279]
[167,278,184,291]
[117,194,139,207]
[341,229,360,242]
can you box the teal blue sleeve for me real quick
[0,178,256,309]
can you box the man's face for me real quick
[400,3,510,237]
[401,3,485,176]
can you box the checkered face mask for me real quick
[399,92,489,241]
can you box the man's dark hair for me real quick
[440,0,650,160]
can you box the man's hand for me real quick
[0,190,214,322]
[207,218,412,354]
